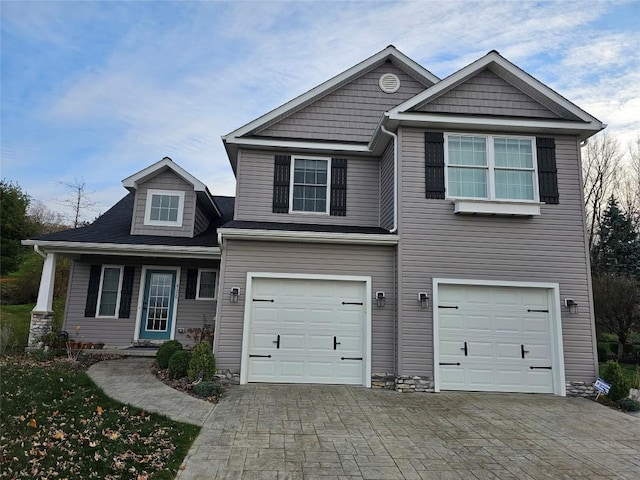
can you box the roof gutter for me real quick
[218,228,399,246]
[380,120,398,234]
[33,244,47,259]
[22,239,221,259]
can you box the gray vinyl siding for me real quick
[397,127,596,382]
[235,149,380,227]
[415,69,560,119]
[130,170,196,237]
[62,256,219,347]
[193,202,209,236]
[214,240,396,374]
[255,62,430,143]
[379,142,394,230]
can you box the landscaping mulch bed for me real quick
[151,363,227,404]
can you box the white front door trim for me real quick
[240,272,372,387]
[133,265,181,343]
[432,278,566,396]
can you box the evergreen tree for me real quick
[0,180,36,275]
[592,196,640,279]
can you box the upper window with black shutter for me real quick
[290,156,331,214]
[435,133,557,216]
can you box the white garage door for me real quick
[246,277,366,385]
[437,284,555,394]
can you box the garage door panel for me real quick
[280,307,307,324]
[467,314,493,333]
[247,277,366,385]
[438,284,555,394]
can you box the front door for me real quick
[139,269,177,341]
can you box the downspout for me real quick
[380,121,399,375]
[33,244,47,259]
[380,123,398,233]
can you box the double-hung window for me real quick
[144,189,185,226]
[291,157,330,213]
[97,266,123,317]
[196,269,217,300]
[446,134,537,202]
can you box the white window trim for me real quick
[144,189,186,227]
[196,268,218,300]
[444,133,540,203]
[289,156,332,215]
[96,265,124,319]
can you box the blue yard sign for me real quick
[593,377,611,400]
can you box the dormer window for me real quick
[144,189,185,227]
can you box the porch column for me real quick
[28,252,57,347]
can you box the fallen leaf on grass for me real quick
[27,419,37,429]
[96,406,103,415]
[52,430,65,440]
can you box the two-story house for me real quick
[26,46,604,396]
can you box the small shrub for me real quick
[193,381,224,398]
[27,349,57,362]
[168,350,191,379]
[188,342,216,381]
[599,361,631,402]
[598,332,618,343]
[157,340,183,369]
[617,398,640,412]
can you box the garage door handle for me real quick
[527,309,548,313]
[530,366,552,370]
[342,302,363,305]
[249,354,272,358]
[439,362,461,366]
[334,336,341,350]
[521,344,530,359]
[461,341,468,356]
[341,357,362,361]
[253,298,274,302]
[273,335,280,349]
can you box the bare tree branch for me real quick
[53,178,98,228]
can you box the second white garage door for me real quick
[436,283,560,394]
[244,276,367,385]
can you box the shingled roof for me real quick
[30,193,234,248]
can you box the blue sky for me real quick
[2,0,639,222]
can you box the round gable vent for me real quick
[379,73,400,93]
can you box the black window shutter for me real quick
[118,266,135,319]
[425,132,445,199]
[330,158,347,216]
[85,265,102,317]
[536,137,559,204]
[186,269,198,299]
[272,155,291,213]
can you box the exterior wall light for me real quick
[230,287,240,303]
[419,292,429,308]
[376,291,386,307]
[564,298,578,314]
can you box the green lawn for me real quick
[0,356,200,479]
[0,303,34,352]
[600,361,640,387]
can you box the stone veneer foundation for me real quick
[565,380,597,397]
[27,311,54,347]
[372,373,434,392]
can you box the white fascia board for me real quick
[218,228,398,246]
[223,136,372,154]
[223,46,439,141]
[22,240,220,259]
[387,112,602,133]
[390,52,604,127]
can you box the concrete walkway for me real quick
[88,357,215,426]
[89,358,640,480]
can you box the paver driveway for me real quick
[88,359,640,480]
[178,384,640,480]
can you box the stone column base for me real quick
[565,381,596,397]
[28,311,54,348]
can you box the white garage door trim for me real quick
[432,278,566,396]
[240,272,372,387]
